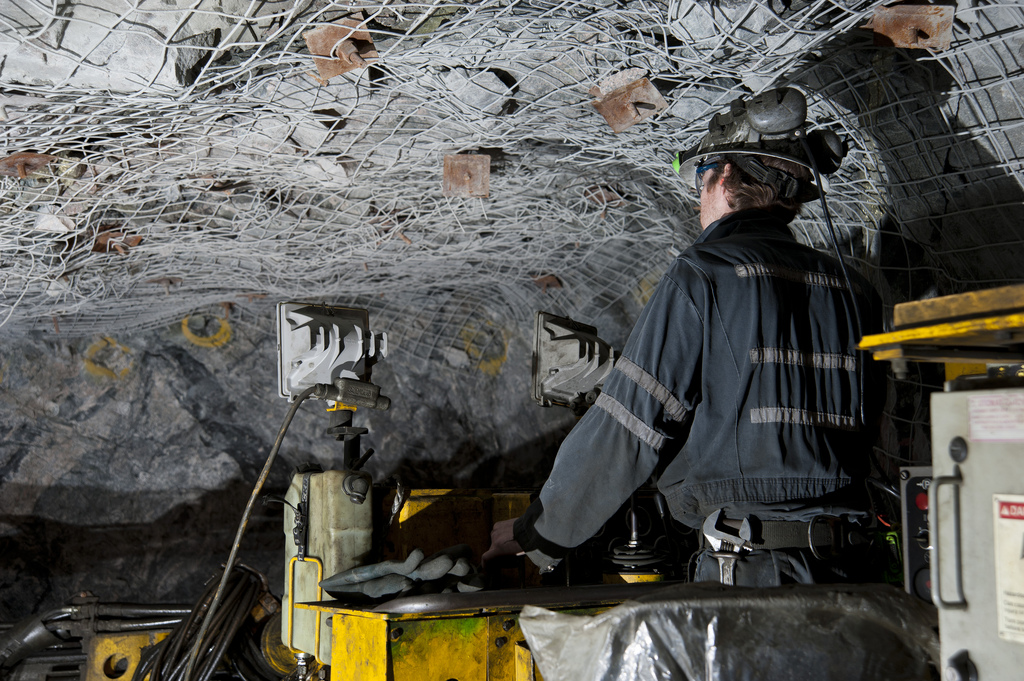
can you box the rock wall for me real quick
[0,318,576,618]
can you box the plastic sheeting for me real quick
[519,582,939,681]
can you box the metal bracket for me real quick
[293,472,314,560]
[442,154,490,198]
[861,4,954,51]
[591,77,668,133]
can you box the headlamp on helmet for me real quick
[672,87,848,201]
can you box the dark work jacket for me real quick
[514,209,886,569]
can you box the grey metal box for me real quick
[930,387,1024,679]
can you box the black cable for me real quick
[185,576,249,681]
[159,576,220,681]
[133,568,266,681]
[194,580,258,681]
[228,625,282,681]
[183,385,318,681]
[137,575,217,681]
[799,133,868,430]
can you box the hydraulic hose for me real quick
[94,618,186,633]
[181,384,317,681]
[0,613,64,670]
[1,604,193,673]
[133,567,267,681]
[96,605,192,618]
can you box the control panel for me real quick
[900,466,932,602]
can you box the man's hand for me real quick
[481,517,524,567]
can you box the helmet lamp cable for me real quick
[797,133,869,431]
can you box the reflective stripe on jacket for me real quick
[514,209,886,567]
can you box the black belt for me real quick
[701,512,856,560]
[749,516,846,559]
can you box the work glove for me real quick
[320,544,481,600]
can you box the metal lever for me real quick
[929,465,967,610]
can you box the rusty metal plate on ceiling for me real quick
[0,151,58,178]
[862,4,955,51]
[442,155,490,198]
[592,78,668,134]
[303,15,378,81]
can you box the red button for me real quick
[915,492,929,511]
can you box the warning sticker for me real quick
[969,393,1024,442]
[994,495,1024,645]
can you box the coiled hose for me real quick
[132,566,267,681]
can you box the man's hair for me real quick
[706,154,812,224]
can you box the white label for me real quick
[994,495,1024,645]
[969,394,1024,442]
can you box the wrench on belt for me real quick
[702,509,753,586]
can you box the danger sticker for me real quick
[969,394,1024,442]
[994,494,1024,645]
[1000,502,1024,520]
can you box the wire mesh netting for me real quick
[4,2,1024,618]
[1,0,1023,372]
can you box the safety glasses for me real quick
[672,153,723,198]
[694,157,722,197]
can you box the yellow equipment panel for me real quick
[84,631,169,681]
